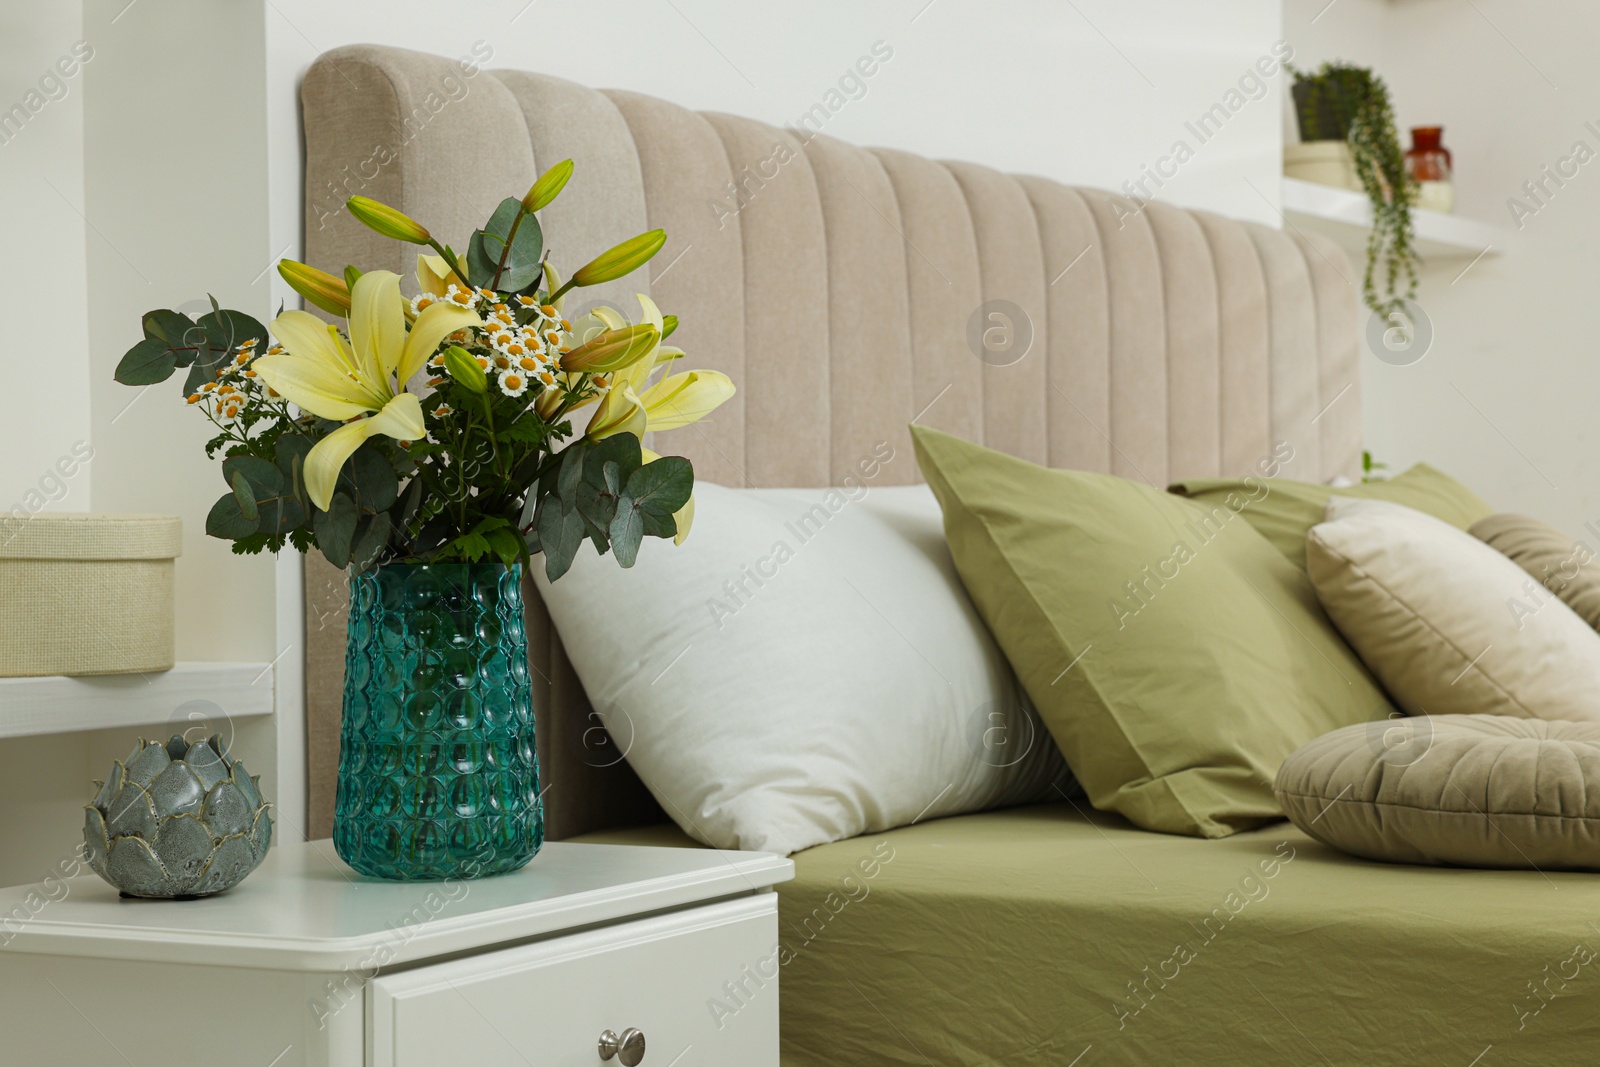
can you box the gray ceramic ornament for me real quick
[84,735,272,899]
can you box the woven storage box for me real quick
[0,514,182,677]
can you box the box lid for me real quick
[0,513,183,561]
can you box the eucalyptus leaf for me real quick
[624,456,693,517]
[199,307,268,353]
[350,511,392,572]
[557,445,585,511]
[255,495,307,536]
[466,197,544,291]
[641,511,677,539]
[205,491,259,539]
[222,454,283,493]
[230,472,259,522]
[114,338,177,386]
[539,494,586,581]
[574,481,617,531]
[141,309,204,367]
[313,493,358,568]
[395,477,423,530]
[343,445,398,512]
[584,434,642,488]
[609,496,645,567]
[275,436,313,507]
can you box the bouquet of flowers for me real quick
[114,160,733,581]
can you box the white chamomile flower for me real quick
[442,284,479,309]
[432,403,453,417]
[498,370,529,397]
[410,293,439,316]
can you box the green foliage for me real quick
[1289,62,1419,317]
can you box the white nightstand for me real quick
[0,839,792,1066]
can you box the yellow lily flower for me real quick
[254,269,479,510]
[584,293,735,441]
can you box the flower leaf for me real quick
[312,493,358,568]
[467,197,544,291]
[115,338,178,386]
[206,491,259,540]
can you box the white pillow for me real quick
[1307,496,1600,721]
[533,482,1067,854]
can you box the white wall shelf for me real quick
[1282,177,1509,262]
[0,662,274,740]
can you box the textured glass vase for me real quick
[333,561,543,880]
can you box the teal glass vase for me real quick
[333,561,543,880]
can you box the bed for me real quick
[298,45,1598,1065]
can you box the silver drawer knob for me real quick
[598,1027,646,1065]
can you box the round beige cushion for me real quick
[1275,714,1600,870]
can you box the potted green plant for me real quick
[112,161,735,882]
[1286,62,1419,317]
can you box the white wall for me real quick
[263,0,1285,246]
[0,6,93,513]
[1289,0,1600,536]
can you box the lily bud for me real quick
[661,314,679,341]
[346,196,432,244]
[343,265,363,290]
[570,230,667,288]
[278,259,351,316]
[560,324,660,373]
[522,158,574,213]
[442,346,487,393]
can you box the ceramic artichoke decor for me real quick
[84,735,272,899]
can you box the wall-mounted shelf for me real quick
[1282,177,1509,262]
[0,662,274,740]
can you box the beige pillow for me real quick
[1307,497,1600,721]
[1472,512,1600,632]
[1276,714,1600,870]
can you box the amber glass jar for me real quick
[1406,126,1454,213]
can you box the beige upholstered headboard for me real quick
[300,44,1361,841]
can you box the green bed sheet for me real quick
[576,802,1600,1066]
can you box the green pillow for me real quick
[912,426,1394,839]
[1170,463,1491,571]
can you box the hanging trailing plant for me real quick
[1288,62,1419,318]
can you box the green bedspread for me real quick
[577,802,1600,1065]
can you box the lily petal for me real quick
[586,383,647,441]
[271,309,358,376]
[416,253,453,297]
[589,306,628,331]
[303,393,425,511]
[252,352,383,421]
[672,491,695,545]
[640,370,736,432]
[349,271,405,384]
[398,302,481,386]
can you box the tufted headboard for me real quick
[299,44,1361,841]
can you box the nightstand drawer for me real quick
[368,893,779,1067]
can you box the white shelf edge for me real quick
[0,662,275,740]
[1281,176,1509,260]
